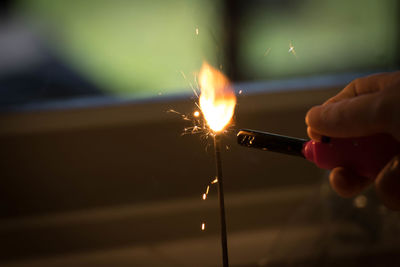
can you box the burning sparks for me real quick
[288,41,297,58]
[202,184,211,200]
[171,63,236,257]
[167,108,205,135]
[263,47,271,57]
[199,62,236,133]
[170,62,237,137]
[167,109,190,121]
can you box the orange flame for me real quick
[199,62,236,132]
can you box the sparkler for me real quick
[213,133,229,266]
[170,62,236,266]
[199,62,236,267]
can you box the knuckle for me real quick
[349,78,364,96]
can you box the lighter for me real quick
[237,129,400,179]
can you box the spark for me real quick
[171,71,210,136]
[179,70,199,98]
[201,222,206,231]
[288,41,297,58]
[167,109,178,114]
[211,177,218,184]
[238,90,242,95]
[167,109,191,121]
[194,74,200,95]
[202,184,210,200]
[263,47,271,57]
[195,27,199,35]
[182,125,204,135]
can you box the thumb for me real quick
[306,91,387,138]
[375,155,400,210]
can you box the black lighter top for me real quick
[237,128,400,179]
[237,129,307,157]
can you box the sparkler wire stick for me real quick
[213,134,229,267]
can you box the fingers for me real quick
[329,167,373,198]
[306,71,400,140]
[329,156,400,210]
[306,91,387,138]
[375,155,400,211]
[324,71,400,104]
[308,71,400,207]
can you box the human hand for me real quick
[305,72,400,210]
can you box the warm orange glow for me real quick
[199,62,236,132]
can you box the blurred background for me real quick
[0,0,400,266]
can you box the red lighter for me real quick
[237,129,400,179]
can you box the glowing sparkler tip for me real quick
[193,111,200,117]
[202,193,207,200]
[199,62,236,132]
[201,222,206,231]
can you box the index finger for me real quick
[306,91,387,138]
[324,71,400,104]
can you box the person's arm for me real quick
[305,71,400,210]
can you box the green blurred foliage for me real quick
[15,0,399,96]
[239,0,398,80]
[17,0,224,96]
